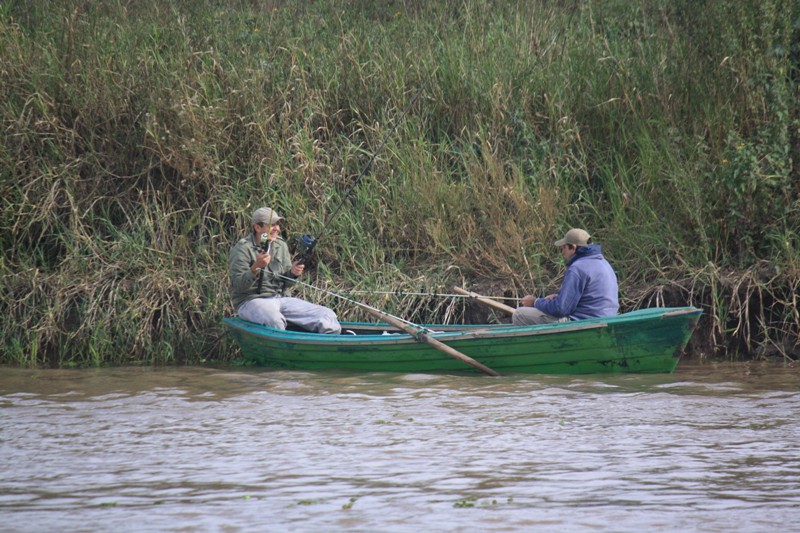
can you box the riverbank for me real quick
[1,0,798,365]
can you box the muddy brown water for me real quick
[2,362,799,532]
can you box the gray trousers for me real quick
[512,306,570,326]
[238,296,341,334]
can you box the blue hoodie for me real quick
[534,244,619,320]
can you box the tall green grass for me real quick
[1,0,798,365]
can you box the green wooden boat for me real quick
[223,306,702,374]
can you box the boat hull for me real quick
[223,307,702,374]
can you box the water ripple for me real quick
[1,363,799,532]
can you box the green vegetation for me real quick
[1,0,798,366]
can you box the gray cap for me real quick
[554,228,591,246]
[252,207,284,225]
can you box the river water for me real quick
[2,362,799,532]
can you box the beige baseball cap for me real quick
[252,207,284,225]
[554,228,591,246]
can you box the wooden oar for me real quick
[357,305,500,377]
[278,273,499,376]
[453,287,516,315]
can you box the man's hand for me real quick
[520,294,536,307]
[290,260,305,277]
[254,251,271,269]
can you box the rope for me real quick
[327,288,520,301]
[276,274,520,302]
[276,274,424,330]
[275,274,518,335]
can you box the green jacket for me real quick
[228,233,296,310]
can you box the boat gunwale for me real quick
[223,306,701,347]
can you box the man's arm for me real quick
[534,270,583,318]
[229,243,258,293]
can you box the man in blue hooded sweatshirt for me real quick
[512,228,619,325]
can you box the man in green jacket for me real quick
[228,207,341,334]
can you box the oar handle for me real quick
[453,287,516,315]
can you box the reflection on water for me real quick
[2,362,799,532]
